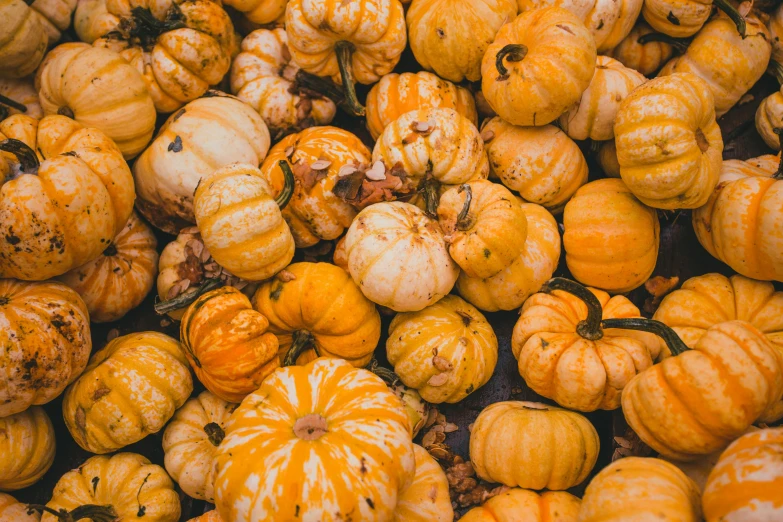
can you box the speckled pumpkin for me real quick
[393,444,453,522]
[461,489,581,522]
[607,21,673,76]
[0,493,40,521]
[642,0,745,38]
[0,77,42,119]
[0,0,48,78]
[0,407,55,491]
[756,91,783,150]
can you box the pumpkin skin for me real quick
[578,457,702,522]
[73,0,117,43]
[345,202,460,312]
[213,358,416,522]
[598,140,620,178]
[63,331,193,454]
[188,512,223,522]
[224,0,286,24]
[57,212,158,323]
[0,0,48,79]
[461,489,581,522]
[393,444,453,522]
[481,7,596,127]
[406,0,518,83]
[28,0,77,42]
[0,407,55,491]
[36,43,156,159]
[387,295,498,404]
[563,179,659,293]
[162,391,238,502]
[756,91,783,150]
[470,401,599,490]
[41,453,180,522]
[746,153,780,173]
[481,117,587,214]
[0,279,91,418]
[0,493,40,521]
[614,72,723,210]
[180,286,279,402]
[608,21,673,76]
[643,0,730,38]
[770,3,783,63]
[0,78,42,119]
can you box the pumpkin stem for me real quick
[276,160,295,209]
[129,5,186,42]
[0,138,40,175]
[495,44,528,78]
[541,278,604,341]
[367,358,400,386]
[284,330,316,366]
[713,0,747,38]
[456,184,475,231]
[334,41,365,117]
[0,93,27,114]
[27,504,118,522]
[636,33,690,53]
[600,318,690,355]
[204,422,226,446]
[420,176,441,218]
[57,106,75,119]
[153,277,223,315]
[772,140,783,179]
[293,69,359,116]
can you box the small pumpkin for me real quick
[642,0,746,38]
[461,489,581,522]
[162,391,238,502]
[0,493,40,521]
[597,140,620,178]
[393,444,453,522]
[746,152,781,173]
[770,3,783,63]
[756,91,783,150]
[369,361,432,438]
[0,0,48,79]
[481,7,596,127]
[223,0,286,24]
[188,512,222,522]
[73,0,117,43]
[0,407,55,491]
[607,21,673,76]
[0,77,42,119]
[63,331,193,454]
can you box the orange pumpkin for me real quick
[607,21,673,76]
[0,77,42,119]
[461,489,580,522]
[0,407,56,491]
[0,493,41,521]
[642,0,747,38]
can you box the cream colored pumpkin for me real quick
[28,0,77,42]
[0,0,48,79]
[393,445,453,522]
[756,91,783,150]
[607,21,673,76]
[0,77,42,119]
[0,407,55,491]
[0,493,40,521]
[73,0,117,43]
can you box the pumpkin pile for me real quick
[2,0,783,519]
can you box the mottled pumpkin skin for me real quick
[642,0,711,37]
[406,0,518,83]
[214,358,416,522]
[756,91,783,150]
[0,78,42,119]
[181,286,279,402]
[73,0,117,43]
[63,332,193,454]
[470,401,599,490]
[0,0,48,78]
[393,445,453,522]
[578,457,702,522]
[0,407,55,491]
[461,489,581,522]
[0,493,41,521]
[481,7,596,127]
[608,21,673,76]
[702,427,783,521]
[41,453,181,522]
[0,279,91,418]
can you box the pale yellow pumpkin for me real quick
[0,407,55,491]
[461,489,581,522]
[756,91,783,150]
[0,77,42,119]
[73,0,117,43]
[0,0,48,79]
[607,21,673,76]
[0,493,41,521]
[393,445,453,522]
[27,0,77,42]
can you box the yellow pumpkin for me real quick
[0,493,40,521]
[642,0,746,38]
[180,286,279,402]
[0,279,90,418]
[134,94,271,233]
[187,512,223,522]
[607,21,673,76]
[63,331,193,454]
[224,0,286,24]
[0,407,55,491]
[0,77,42,119]
[614,72,723,209]
[579,457,702,521]
[746,152,781,173]
[36,43,156,159]
[481,117,587,213]
[756,91,783,150]
[73,0,117,43]
[481,7,596,127]
[470,401,599,489]
[597,140,620,178]
[563,178,660,293]
[162,391,238,502]
[461,489,581,522]
[213,358,415,521]
[0,0,48,79]
[393,444,453,522]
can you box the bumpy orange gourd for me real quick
[0,407,55,491]
[223,0,285,24]
[461,489,581,522]
[393,445,453,522]
[642,0,746,38]
[0,493,41,521]
[0,0,48,78]
[0,78,42,119]
[607,21,673,76]
[756,91,783,150]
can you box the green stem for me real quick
[27,504,118,522]
[600,318,690,356]
[284,330,316,366]
[204,422,225,446]
[0,138,39,174]
[276,160,295,209]
[456,184,474,231]
[495,44,528,77]
[154,277,223,315]
[334,41,365,117]
[420,176,441,218]
[0,93,27,113]
[541,278,603,341]
[713,0,747,38]
[636,32,690,53]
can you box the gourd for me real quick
[0,0,48,79]
[770,3,783,63]
[470,401,599,490]
[162,391,237,502]
[62,331,193,454]
[188,512,223,522]
[223,0,286,24]
[756,91,783,150]
[481,117,587,213]
[0,493,40,521]
[642,0,747,38]
[461,489,581,522]
[180,286,279,402]
[0,407,55,491]
[0,114,135,280]
[393,444,453,522]
[133,94,271,233]
[614,72,723,210]
[406,0,519,83]
[597,140,620,178]
[28,0,78,42]
[57,212,158,323]
[73,0,116,43]
[0,279,91,418]
[253,262,381,367]
[480,7,596,127]
[213,358,415,522]
[387,295,498,403]
[35,43,156,159]
[563,178,659,293]
[607,21,673,76]
[0,78,42,119]
[746,153,781,173]
[344,202,459,312]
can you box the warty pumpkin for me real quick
[0,407,55,491]
[642,0,747,38]
[0,0,48,79]
[607,21,673,76]
[213,358,416,522]
[63,331,193,454]
[73,0,117,43]
[393,444,453,522]
[461,489,581,522]
[756,90,783,150]
[481,7,597,127]
[0,78,42,119]
[0,493,40,521]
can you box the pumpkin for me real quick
[437,180,528,279]
[0,114,136,280]
[559,56,646,141]
[188,513,222,522]
[36,43,156,159]
[614,72,723,209]
[387,295,498,403]
[73,0,117,43]
[457,201,560,312]
[0,407,55,491]
[253,262,381,367]
[642,0,746,38]
[406,0,518,83]
[38,453,180,522]
[393,444,453,522]
[0,279,91,418]
[213,358,416,522]
[366,71,478,140]
[194,162,295,281]
[702,427,783,521]
[480,7,596,127]
[133,94,271,233]
[57,212,158,323]
[0,0,48,79]
[0,493,40,521]
[461,489,581,522]
[162,391,237,502]
[607,21,673,76]
[180,286,279,402]
[63,331,193,454]
[223,0,286,24]
[333,235,348,271]
[260,126,371,247]
[756,91,783,150]
[746,153,780,173]
[563,178,659,293]
[770,3,783,63]
[578,457,702,521]
[344,201,459,312]
[28,0,78,42]
[470,401,599,489]
[597,140,620,178]
[0,77,42,119]
[481,117,587,213]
